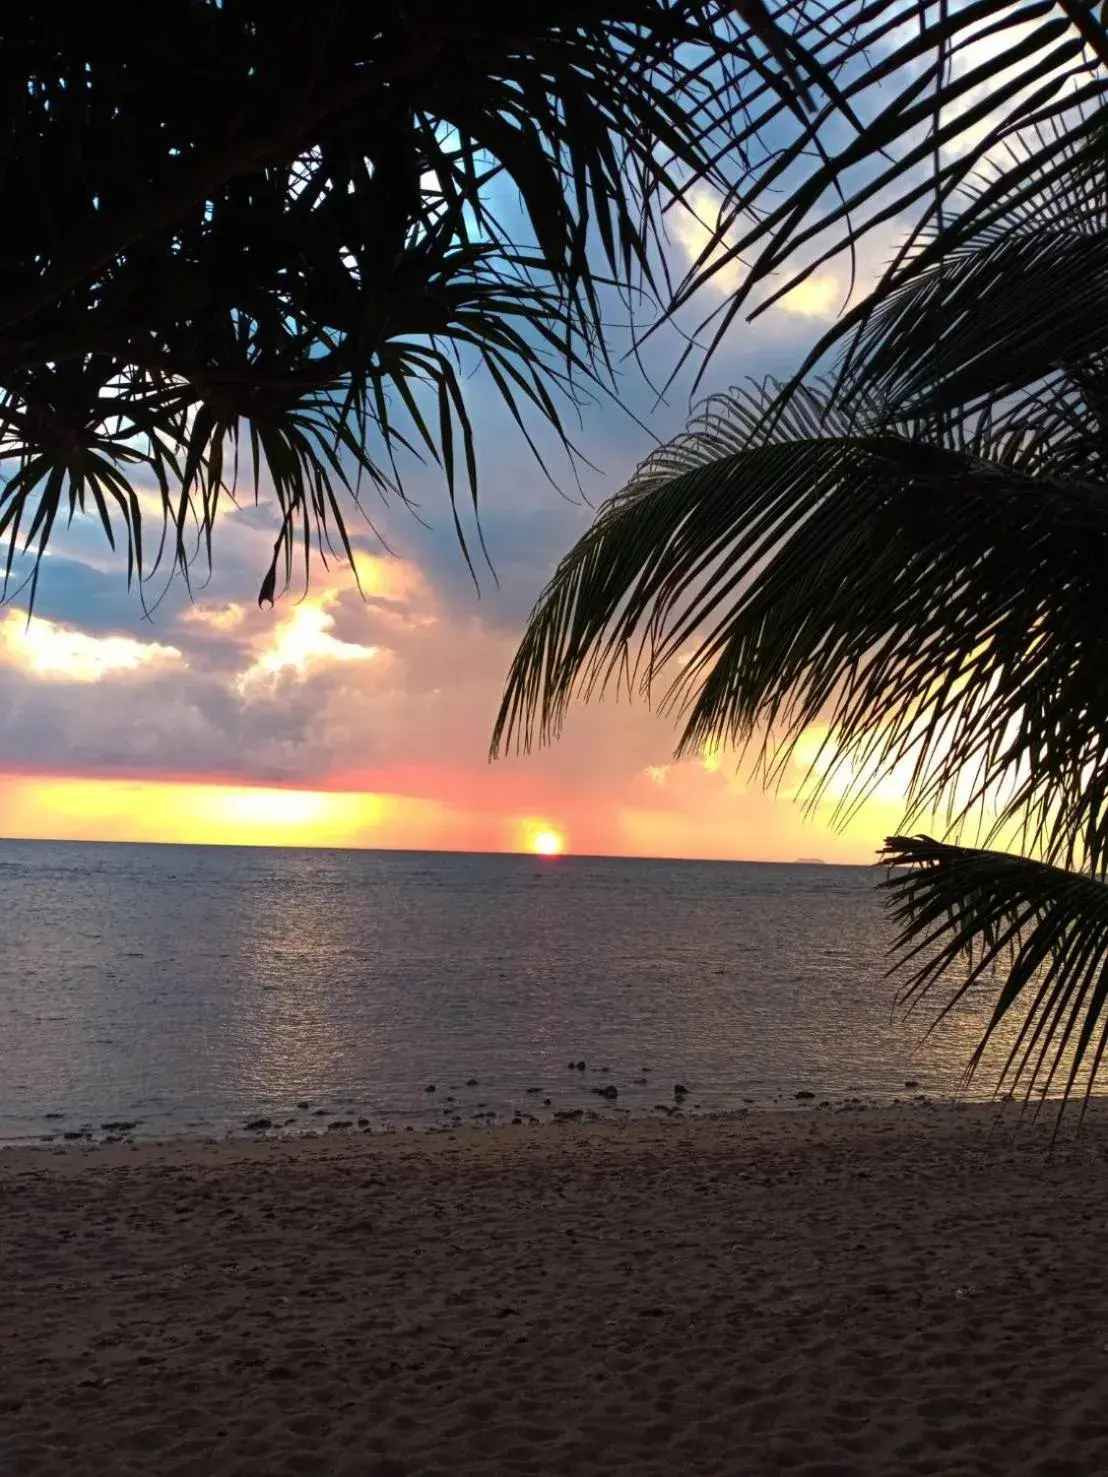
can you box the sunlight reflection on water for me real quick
[0,840,1056,1141]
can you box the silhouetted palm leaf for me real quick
[494,379,1108,870]
[672,2,1108,385]
[883,836,1108,1117]
[823,107,1108,421]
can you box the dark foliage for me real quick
[5,2,1104,610]
[496,23,1108,1109]
[0,0,826,607]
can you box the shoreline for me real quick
[8,1105,1108,1474]
[0,1095,1008,1161]
[1,1091,1099,1163]
[0,1083,952,1150]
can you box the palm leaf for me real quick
[493,379,1108,869]
[882,835,1108,1119]
[823,106,1108,421]
[663,4,1108,404]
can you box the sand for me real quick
[4,1105,1108,1477]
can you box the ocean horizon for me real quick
[0,833,847,865]
[0,837,1017,1145]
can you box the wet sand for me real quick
[4,1105,1108,1476]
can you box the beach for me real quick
[4,1106,1108,1477]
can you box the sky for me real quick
[0,240,914,864]
[0,12,1046,861]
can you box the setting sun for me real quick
[532,828,563,857]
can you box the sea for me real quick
[0,839,1012,1145]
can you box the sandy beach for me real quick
[4,1106,1108,1477]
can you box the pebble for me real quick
[425,1085,436,1094]
[244,1118,272,1131]
[591,1084,619,1100]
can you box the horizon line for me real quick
[0,834,863,868]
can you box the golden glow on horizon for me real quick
[219,787,331,828]
[1,610,182,682]
[0,765,987,865]
[0,775,391,848]
[0,774,543,855]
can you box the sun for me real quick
[531,828,563,857]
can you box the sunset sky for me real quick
[0,149,973,861]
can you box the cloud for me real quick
[669,185,747,296]
[1,609,182,682]
[235,600,379,692]
[670,184,846,321]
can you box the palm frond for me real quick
[823,106,1108,420]
[882,835,1108,1118]
[671,2,1108,384]
[493,379,1108,868]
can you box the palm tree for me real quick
[493,97,1108,1117]
[3,2,1106,609]
[0,0,825,610]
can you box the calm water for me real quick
[0,840,1008,1143]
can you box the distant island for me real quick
[795,857,827,864]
